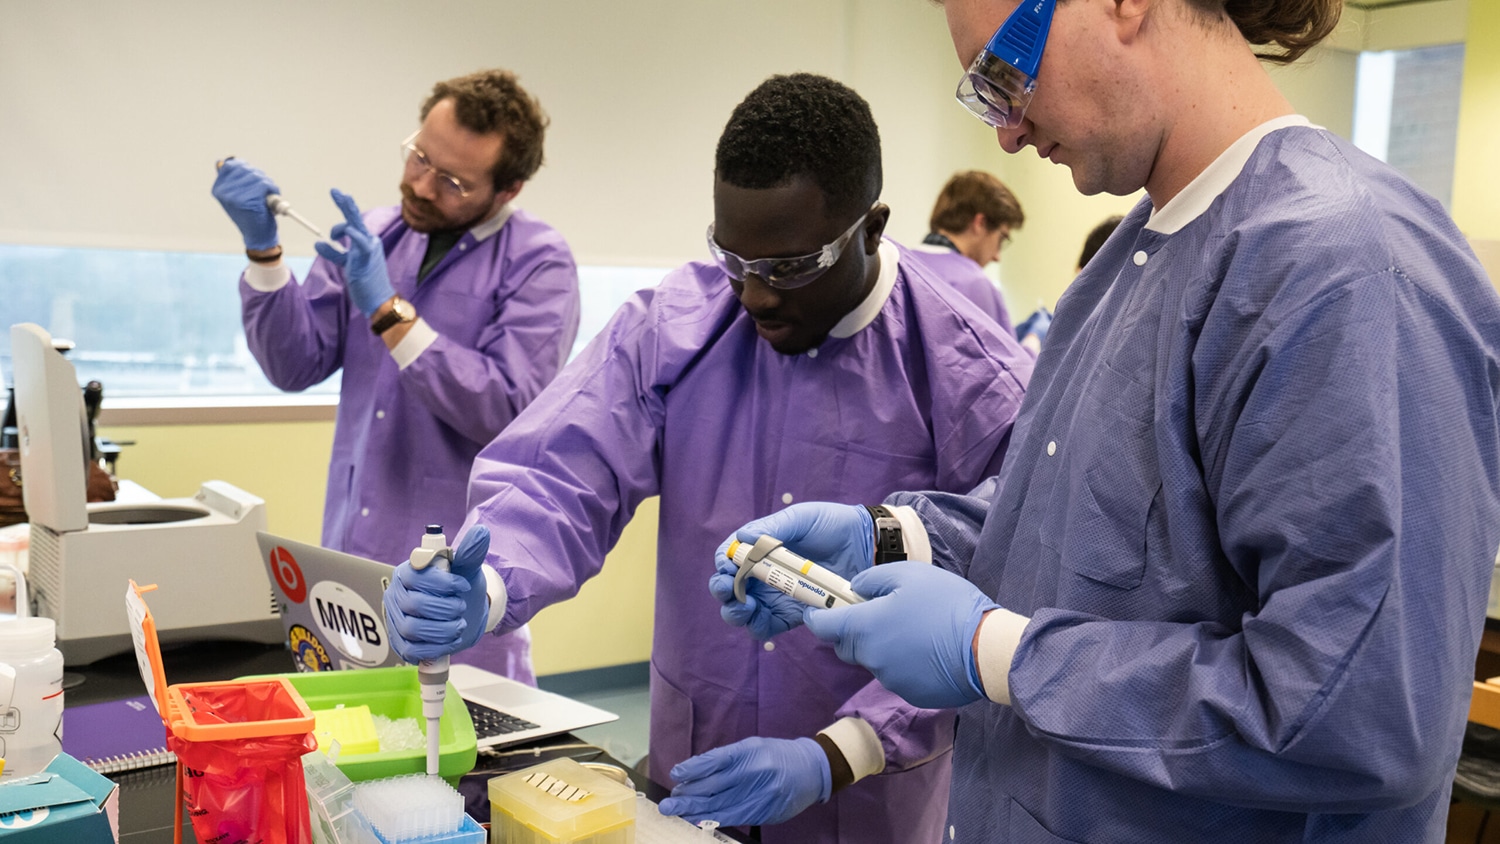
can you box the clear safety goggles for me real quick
[955,0,1056,130]
[706,208,872,290]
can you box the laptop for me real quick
[255,531,618,748]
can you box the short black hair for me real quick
[715,74,881,221]
[1078,215,1124,270]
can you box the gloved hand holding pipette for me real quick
[211,159,282,251]
[709,503,874,639]
[212,157,343,254]
[385,525,492,663]
[804,561,999,710]
[406,525,456,777]
[316,189,397,316]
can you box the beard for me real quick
[399,181,494,234]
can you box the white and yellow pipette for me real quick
[728,535,864,609]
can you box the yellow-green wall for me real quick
[1453,0,1499,241]
[99,419,658,676]
[102,421,332,544]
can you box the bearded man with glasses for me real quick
[381,73,1033,843]
[211,69,580,684]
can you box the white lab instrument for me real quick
[10,323,281,665]
[408,525,451,777]
[729,535,864,610]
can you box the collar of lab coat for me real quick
[468,202,516,242]
[830,240,900,339]
[1147,114,1314,235]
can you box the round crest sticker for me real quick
[289,624,332,672]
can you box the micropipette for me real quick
[265,194,328,240]
[409,525,453,777]
[729,535,865,610]
[265,194,345,253]
[214,159,343,251]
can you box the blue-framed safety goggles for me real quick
[706,208,872,290]
[955,0,1056,130]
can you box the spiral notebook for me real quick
[61,694,175,773]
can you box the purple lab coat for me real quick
[908,245,1014,336]
[241,204,580,682]
[464,243,1031,843]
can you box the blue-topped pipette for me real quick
[409,524,452,777]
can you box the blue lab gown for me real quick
[462,242,1032,843]
[241,204,579,681]
[893,122,1500,842]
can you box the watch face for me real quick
[392,298,416,320]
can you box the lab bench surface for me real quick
[66,640,753,843]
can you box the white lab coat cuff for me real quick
[975,607,1030,705]
[886,505,932,563]
[482,565,508,633]
[817,717,886,783]
[243,262,291,292]
[391,318,439,370]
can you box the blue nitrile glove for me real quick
[709,534,805,639]
[315,188,395,316]
[804,561,999,709]
[1016,306,1053,346]
[211,159,281,251]
[710,502,875,637]
[384,525,492,662]
[659,736,831,827]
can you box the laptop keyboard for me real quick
[465,700,541,739]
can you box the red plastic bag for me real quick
[168,682,317,844]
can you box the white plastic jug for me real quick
[0,564,63,779]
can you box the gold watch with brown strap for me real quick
[370,295,416,335]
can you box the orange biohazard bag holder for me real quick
[127,580,317,844]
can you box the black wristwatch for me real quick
[865,505,907,565]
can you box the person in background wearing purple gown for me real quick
[382,73,1032,843]
[211,69,579,684]
[911,170,1025,335]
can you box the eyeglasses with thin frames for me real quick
[400,130,482,199]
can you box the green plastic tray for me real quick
[242,666,477,787]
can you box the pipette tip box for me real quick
[489,757,636,844]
